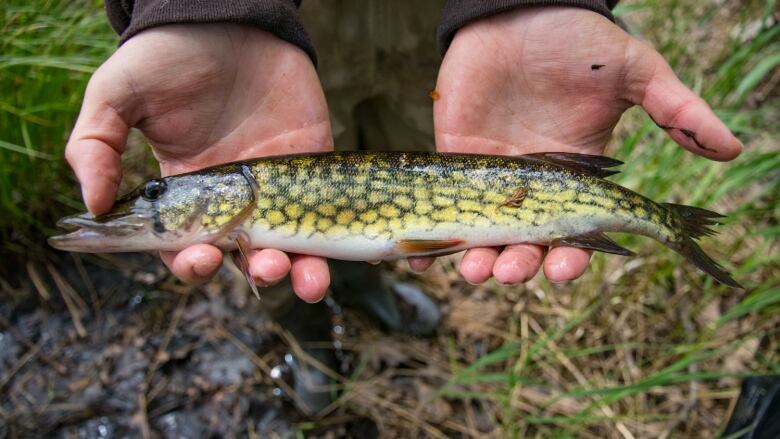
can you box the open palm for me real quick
[432,7,741,284]
[66,24,333,301]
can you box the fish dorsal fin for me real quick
[552,232,634,256]
[523,152,622,178]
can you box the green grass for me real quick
[0,0,115,254]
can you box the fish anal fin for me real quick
[229,231,260,300]
[524,152,622,178]
[552,232,634,256]
[396,239,464,255]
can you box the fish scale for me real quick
[241,152,663,249]
[49,151,742,288]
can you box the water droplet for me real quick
[129,295,143,307]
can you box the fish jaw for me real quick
[48,211,233,253]
[48,211,172,252]
[48,229,156,252]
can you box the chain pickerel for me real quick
[49,151,741,288]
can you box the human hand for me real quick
[424,6,742,285]
[66,24,333,302]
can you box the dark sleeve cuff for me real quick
[438,0,618,56]
[105,0,317,65]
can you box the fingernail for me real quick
[192,259,214,278]
[252,277,270,288]
[254,258,287,284]
[297,267,328,303]
[464,275,485,286]
[301,288,325,303]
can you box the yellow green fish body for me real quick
[50,151,741,287]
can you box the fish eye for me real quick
[142,179,167,201]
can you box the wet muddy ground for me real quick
[2,236,771,438]
[0,254,394,438]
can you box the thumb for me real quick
[627,41,742,161]
[65,72,131,215]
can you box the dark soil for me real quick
[0,254,379,438]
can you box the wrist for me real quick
[106,0,317,65]
[438,1,616,56]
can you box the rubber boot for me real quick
[722,375,780,438]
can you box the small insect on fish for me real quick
[49,151,742,291]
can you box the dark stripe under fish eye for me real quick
[152,201,165,234]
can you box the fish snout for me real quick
[49,211,153,252]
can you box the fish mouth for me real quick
[49,212,150,252]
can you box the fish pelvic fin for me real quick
[522,152,622,178]
[662,203,743,289]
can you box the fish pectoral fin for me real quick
[396,239,464,255]
[552,232,634,256]
[229,231,260,300]
[523,152,622,178]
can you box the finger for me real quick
[248,249,292,286]
[290,255,330,303]
[492,244,544,285]
[628,42,742,161]
[65,75,131,215]
[459,247,500,285]
[408,256,435,273]
[160,244,223,285]
[542,247,591,283]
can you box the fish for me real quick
[49,151,742,289]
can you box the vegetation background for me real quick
[0,0,778,437]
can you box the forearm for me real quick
[438,0,618,55]
[104,0,317,64]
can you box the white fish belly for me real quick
[244,215,618,261]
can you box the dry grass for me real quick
[295,1,780,436]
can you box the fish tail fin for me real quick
[662,203,742,288]
[663,203,723,239]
